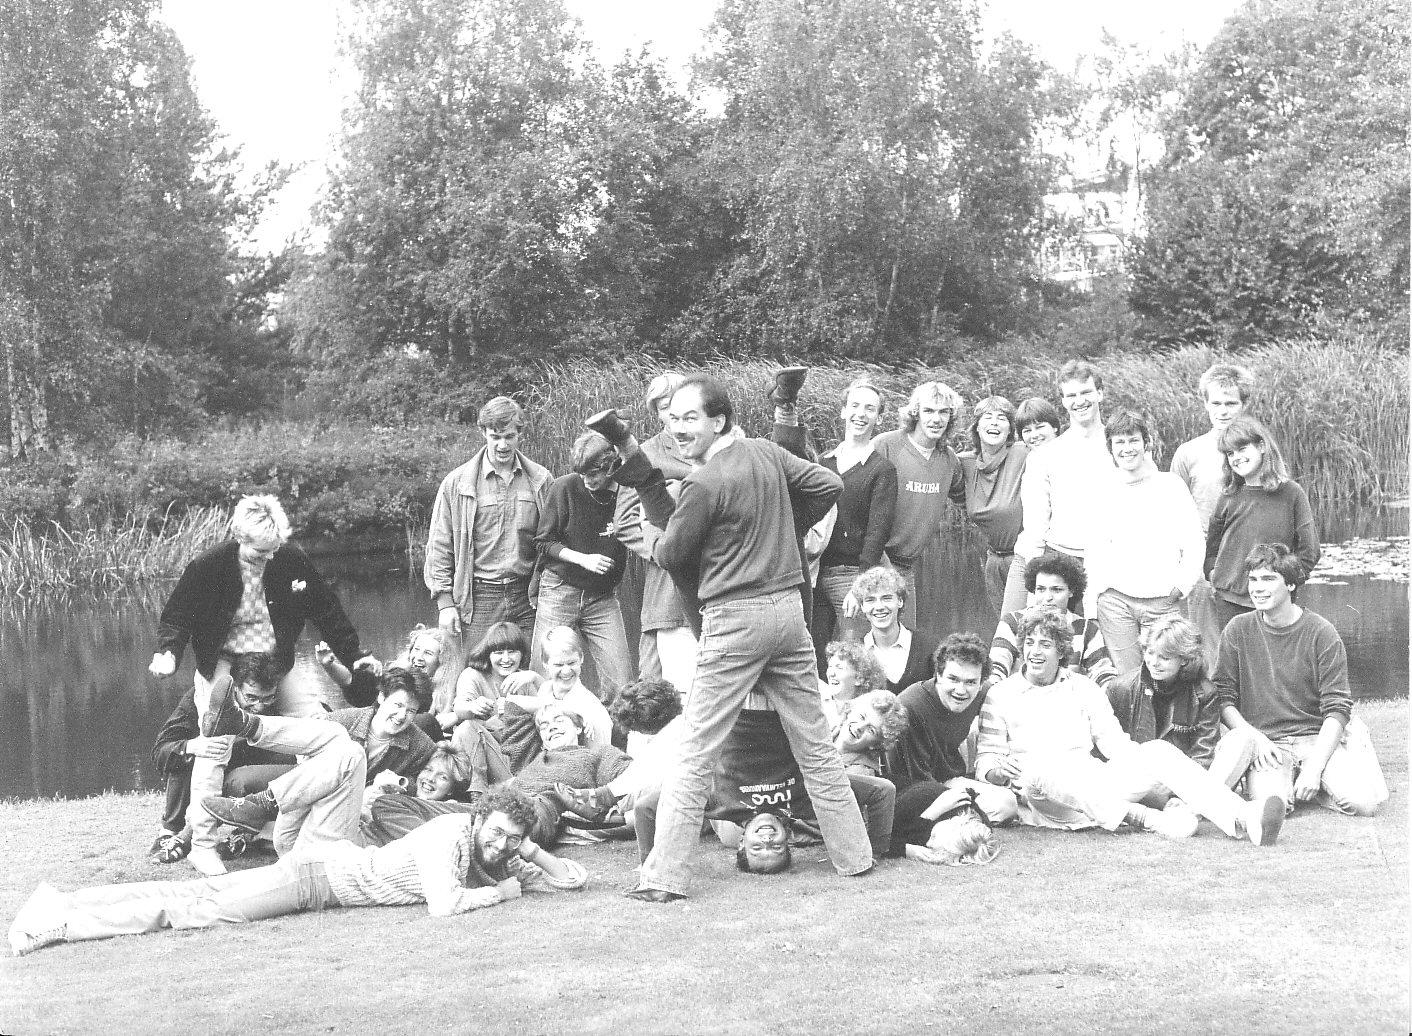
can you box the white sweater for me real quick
[1085,469,1204,600]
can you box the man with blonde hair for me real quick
[425,395,554,651]
[870,380,966,626]
[149,494,379,876]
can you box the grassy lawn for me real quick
[2,700,1406,1035]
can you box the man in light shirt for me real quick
[852,566,937,693]
[1015,360,1113,616]
[1087,410,1205,678]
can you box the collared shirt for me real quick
[472,457,536,580]
[701,429,740,466]
[865,625,913,686]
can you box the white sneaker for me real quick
[9,883,68,956]
[1159,801,1200,839]
[1131,803,1197,840]
[188,845,228,876]
[1245,794,1286,847]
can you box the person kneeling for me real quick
[975,607,1284,846]
[9,786,586,957]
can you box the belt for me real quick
[988,549,1015,558]
[473,575,528,588]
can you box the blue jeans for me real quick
[462,576,535,655]
[531,569,632,700]
[639,590,874,895]
[812,565,865,669]
[55,856,337,944]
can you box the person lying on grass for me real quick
[974,606,1285,847]
[8,786,587,957]
[148,651,295,866]
[1207,544,1389,819]
[831,689,908,778]
[628,699,896,901]
[198,668,436,854]
[889,784,1000,866]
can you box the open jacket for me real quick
[156,540,368,681]
[1105,665,1221,769]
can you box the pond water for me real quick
[1,517,1406,801]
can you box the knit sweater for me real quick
[1086,469,1204,600]
[888,679,986,790]
[871,430,964,564]
[1213,609,1353,740]
[510,742,631,798]
[324,814,588,915]
[1204,481,1320,607]
[959,443,1028,555]
[818,449,898,569]
[650,438,841,605]
[535,473,627,595]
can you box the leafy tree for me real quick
[1131,0,1410,348]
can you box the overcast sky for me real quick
[159,0,1242,250]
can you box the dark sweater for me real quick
[879,632,938,694]
[1204,481,1320,606]
[156,540,369,680]
[715,709,816,823]
[535,473,627,594]
[1106,666,1221,768]
[646,438,841,606]
[888,678,985,790]
[1213,609,1353,740]
[820,451,898,569]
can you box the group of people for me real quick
[9,359,1391,956]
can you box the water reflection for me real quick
[1,526,1406,801]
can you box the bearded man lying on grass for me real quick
[9,786,586,957]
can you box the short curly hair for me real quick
[933,632,991,682]
[474,784,538,834]
[847,689,910,749]
[1018,606,1074,667]
[849,565,908,605]
[611,679,682,734]
[824,640,887,694]
[1024,552,1087,603]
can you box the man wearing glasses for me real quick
[870,381,968,627]
[9,785,588,957]
[530,429,632,699]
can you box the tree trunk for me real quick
[6,323,49,460]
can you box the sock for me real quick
[250,789,278,811]
[773,404,799,426]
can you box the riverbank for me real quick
[1,700,1405,1034]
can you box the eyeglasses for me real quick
[482,824,524,850]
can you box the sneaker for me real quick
[1245,794,1285,847]
[200,675,254,740]
[1159,801,1200,839]
[584,408,632,447]
[147,830,191,864]
[9,883,68,956]
[1131,803,1197,840]
[202,792,278,835]
[766,366,809,406]
[187,845,228,877]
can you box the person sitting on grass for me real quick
[148,652,296,865]
[198,668,436,855]
[988,552,1116,690]
[9,785,588,957]
[832,689,908,778]
[451,620,542,729]
[852,566,937,694]
[1207,544,1389,818]
[887,633,1017,826]
[1105,615,1221,770]
[502,626,614,746]
[975,606,1285,847]
[820,640,888,727]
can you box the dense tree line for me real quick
[0,0,1404,455]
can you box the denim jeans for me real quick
[462,576,535,656]
[1208,717,1389,817]
[531,569,632,700]
[638,590,873,895]
[1095,588,1184,679]
[55,856,337,945]
[248,715,368,856]
[812,565,865,669]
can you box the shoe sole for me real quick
[200,677,239,739]
[1250,796,1285,847]
[200,801,266,835]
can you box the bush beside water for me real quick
[0,339,1403,594]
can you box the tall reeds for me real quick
[0,507,229,597]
